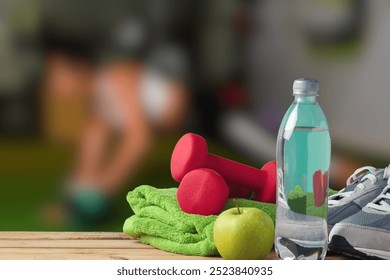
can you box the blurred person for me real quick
[40,17,190,227]
[22,0,196,229]
[66,45,189,227]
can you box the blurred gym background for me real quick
[1,0,390,231]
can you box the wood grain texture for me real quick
[0,232,218,260]
[0,232,346,260]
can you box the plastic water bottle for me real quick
[275,78,331,260]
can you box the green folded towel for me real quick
[123,185,276,256]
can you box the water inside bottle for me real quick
[282,127,331,203]
[275,126,331,259]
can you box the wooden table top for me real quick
[0,232,347,260]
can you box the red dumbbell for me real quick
[177,163,276,215]
[171,133,276,203]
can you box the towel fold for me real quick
[123,185,276,256]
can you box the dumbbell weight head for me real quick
[171,133,208,182]
[253,161,276,203]
[176,168,229,216]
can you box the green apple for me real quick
[213,207,274,260]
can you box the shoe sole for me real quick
[329,235,384,260]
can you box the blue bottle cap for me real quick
[293,78,319,96]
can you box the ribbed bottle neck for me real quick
[293,95,317,104]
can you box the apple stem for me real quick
[233,198,241,215]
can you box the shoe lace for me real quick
[346,166,378,185]
[366,180,390,213]
[328,166,378,206]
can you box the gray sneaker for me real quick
[329,183,390,259]
[328,182,390,259]
[328,165,390,232]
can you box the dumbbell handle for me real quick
[206,153,264,190]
